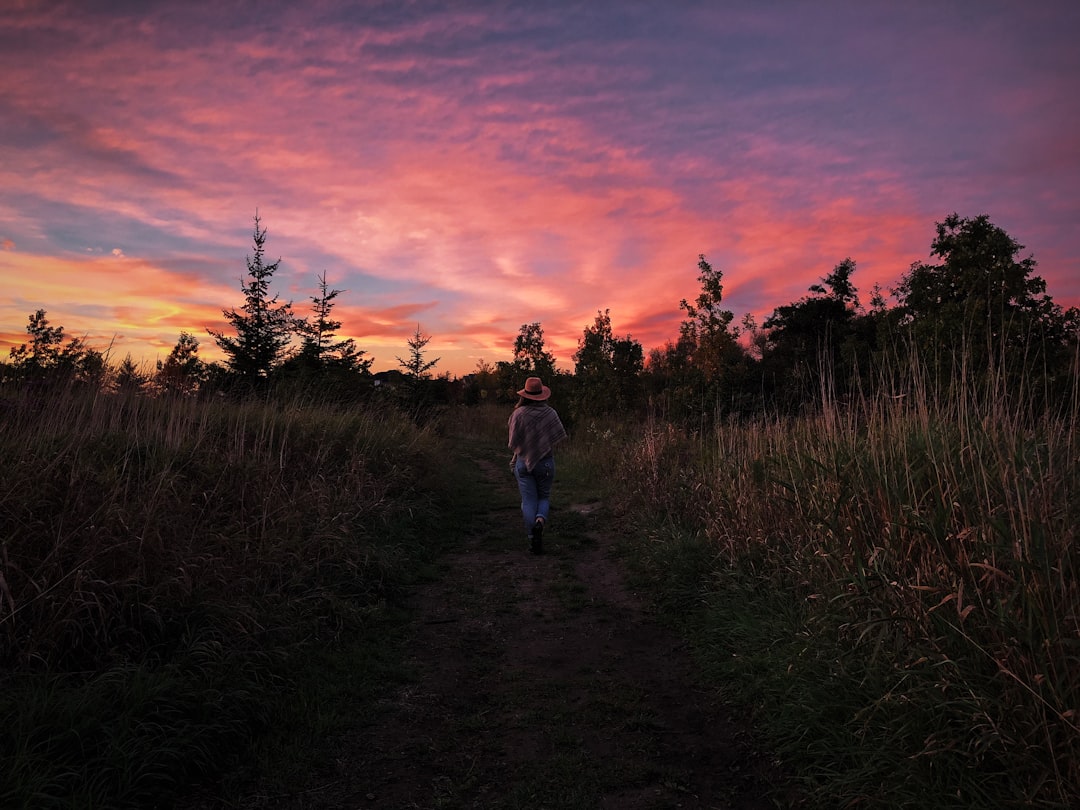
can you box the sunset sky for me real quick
[3,1,1079,377]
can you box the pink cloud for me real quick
[2,3,1077,377]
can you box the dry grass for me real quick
[0,383,444,807]
[614,361,1079,807]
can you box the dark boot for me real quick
[531,518,544,554]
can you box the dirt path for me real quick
[203,451,785,809]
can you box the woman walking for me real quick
[508,376,567,554]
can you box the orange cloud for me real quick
[0,250,237,365]
[2,3,1076,378]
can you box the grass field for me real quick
[2,380,1076,808]
[612,371,1079,807]
[0,385,456,808]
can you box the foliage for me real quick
[645,254,757,422]
[482,323,560,406]
[679,253,737,352]
[762,258,868,411]
[207,214,296,384]
[291,271,372,374]
[394,323,442,412]
[895,213,1078,403]
[571,309,644,416]
[275,272,374,401]
[7,309,105,386]
[154,331,206,396]
[114,354,149,394]
[512,321,557,380]
[461,357,499,405]
[612,352,1080,807]
[0,384,447,808]
[396,323,440,382]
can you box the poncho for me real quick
[508,404,567,472]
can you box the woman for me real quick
[508,376,567,554]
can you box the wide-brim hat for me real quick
[517,376,551,400]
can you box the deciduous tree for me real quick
[512,322,557,379]
[573,309,644,415]
[679,254,739,379]
[648,254,752,420]
[895,213,1074,396]
[763,258,863,409]
[8,309,104,384]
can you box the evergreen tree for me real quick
[396,324,441,409]
[155,332,205,396]
[208,214,295,383]
[293,271,372,373]
[397,324,440,381]
[114,354,148,394]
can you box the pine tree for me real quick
[208,214,295,382]
[114,354,148,393]
[295,271,371,373]
[395,324,441,409]
[155,332,205,396]
[396,324,440,381]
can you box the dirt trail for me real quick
[205,452,785,809]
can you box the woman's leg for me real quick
[514,458,538,535]
[532,457,555,524]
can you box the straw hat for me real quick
[517,376,551,401]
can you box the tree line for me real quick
[2,215,380,400]
[471,212,1079,424]
[3,212,1078,420]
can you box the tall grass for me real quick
[615,359,1079,807]
[0,383,445,808]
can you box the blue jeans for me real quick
[514,456,555,536]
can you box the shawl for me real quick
[508,404,567,472]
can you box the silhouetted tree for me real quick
[679,254,741,380]
[8,309,104,385]
[573,309,643,415]
[490,323,558,402]
[462,358,498,404]
[646,255,752,421]
[155,332,206,396]
[763,258,864,410]
[114,354,148,394]
[512,322,557,379]
[208,214,295,384]
[397,324,440,381]
[395,323,440,409]
[895,213,1075,405]
[293,271,372,373]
